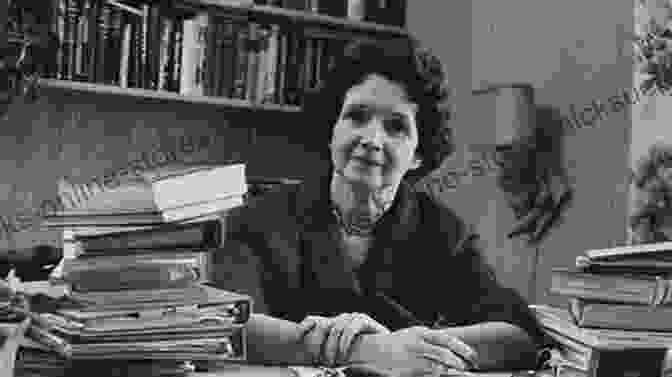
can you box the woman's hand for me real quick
[346,326,477,375]
[298,313,391,366]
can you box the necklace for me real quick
[331,205,380,237]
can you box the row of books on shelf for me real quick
[9,0,404,108]
[534,241,672,377]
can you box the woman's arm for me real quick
[437,322,538,370]
[244,313,315,366]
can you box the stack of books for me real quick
[43,162,246,271]
[14,161,254,373]
[533,241,672,377]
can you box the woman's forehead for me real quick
[342,74,418,115]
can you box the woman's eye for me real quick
[344,109,369,124]
[385,118,407,135]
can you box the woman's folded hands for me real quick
[298,313,478,375]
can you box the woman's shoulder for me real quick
[227,181,304,234]
[410,184,473,237]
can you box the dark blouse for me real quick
[224,173,547,346]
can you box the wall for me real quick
[408,1,633,306]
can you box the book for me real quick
[576,255,672,274]
[551,349,667,377]
[569,298,672,332]
[75,218,221,252]
[69,283,209,306]
[56,286,251,324]
[583,241,672,261]
[160,194,243,223]
[549,267,671,306]
[67,331,245,361]
[62,224,159,238]
[43,209,165,227]
[61,249,213,284]
[62,283,251,315]
[65,263,202,293]
[148,163,246,211]
[531,304,672,348]
[180,11,210,96]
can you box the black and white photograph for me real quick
[0,0,662,376]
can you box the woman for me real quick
[220,37,547,374]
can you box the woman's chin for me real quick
[342,168,383,188]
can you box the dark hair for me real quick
[302,37,453,182]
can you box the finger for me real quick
[420,332,477,368]
[299,315,326,328]
[337,316,364,365]
[323,313,353,366]
[337,313,387,365]
[302,318,332,365]
[324,322,345,366]
[298,316,323,335]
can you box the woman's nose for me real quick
[358,118,385,150]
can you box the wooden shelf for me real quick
[178,1,408,37]
[38,78,302,114]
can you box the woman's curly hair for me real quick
[302,37,453,182]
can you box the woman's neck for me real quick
[330,172,398,230]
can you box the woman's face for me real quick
[330,74,421,189]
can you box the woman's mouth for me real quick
[352,156,383,167]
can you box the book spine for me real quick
[107,5,124,85]
[245,22,260,103]
[549,270,658,306]
[232,23,249,100]
[62,0,81,80]
[95,1,111,83]
[211,20,225,97]
[145,2,162,90]
[67,263,200,292]
[218,19,237,98]
[171,16,183,93]
[118,15,132,88]
[262,24,279,104]
[274,30,287,105]
[283,30,301,105]
[179,17,195,94]
[157,17,174,91]
[78,219,221,251]
[63,251,213,283]
[591,348,667,377]
[302,37,314,93]
[85,0,99,82]
[74,0,89,80]
[254,26,269,104]
[128,13,143,88]
[53,0,67,79]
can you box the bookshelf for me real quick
[7,0,409,119]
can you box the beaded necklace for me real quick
[331,204,381,237]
